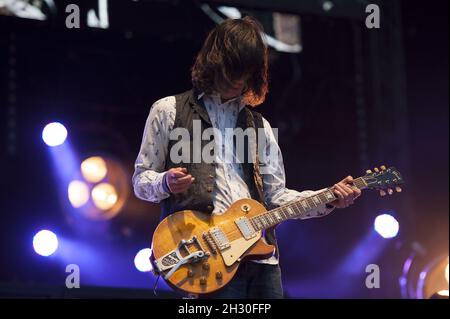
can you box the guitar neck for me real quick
[249,177,368,231]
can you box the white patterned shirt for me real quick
[132,93,335,264]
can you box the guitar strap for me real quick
[245,109,266,206]
[246,109,279,259]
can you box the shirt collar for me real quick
[198,91,245,111]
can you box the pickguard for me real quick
[220,233,261,266]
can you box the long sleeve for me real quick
[132,96,176,203]
[260,117,335,219]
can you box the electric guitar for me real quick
[150,165,404,295]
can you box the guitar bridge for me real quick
[207,227,230,251]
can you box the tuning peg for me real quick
[366,169,373,174]
[379,190,386,196]
[387,188,393,195]
[395,186,402,193]
[380,165,386,170]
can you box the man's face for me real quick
[219,78,247,100]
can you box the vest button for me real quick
[207,187,213,192]
[207,205,213,211]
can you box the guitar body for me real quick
[151,198,275,295]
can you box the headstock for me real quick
[363,165,404,196]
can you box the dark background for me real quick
[0,0,448,298]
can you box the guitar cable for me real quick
[153,275,161,297]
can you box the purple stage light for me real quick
[33,230,59,256]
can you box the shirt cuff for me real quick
[162,172,171,194]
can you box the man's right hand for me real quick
[164,167,195,194]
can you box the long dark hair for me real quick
[191,16,269,107]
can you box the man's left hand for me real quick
[329,176,362,209]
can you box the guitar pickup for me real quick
[235,217,257,240]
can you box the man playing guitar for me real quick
[132,16,361,299]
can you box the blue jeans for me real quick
[202,262,284,299]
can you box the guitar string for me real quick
[217,195,334,239]
[211,178,369,239]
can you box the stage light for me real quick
[33,230,58,256]
[91,182,118,211]
[42,122,67,146]
[68,180,90,208]
[81,156,108,183]
[322,1,334,12]
[418,256,449,299]
[69,155,129,221]
[399,244,448,299]
[134,248,153,272]
[374,214,399,239]
[0,0,47,20]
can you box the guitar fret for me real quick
[260,216,266,228]
[267,214,273,226]
[263,214,269,226]
[255,216,262,230]
[268,214,274,225]
[316,193,324,205]
[324,189,336,202]
[249,217,258,231]
[262,215,268,227]
[279,207,287,219]
[259,216,265,229]
[294,202,305,217]
[323,193,330,205]
[285,206,296,217]
[266,213,273,225]
[320,192,328,204]
[312,195,321,206]
[269,212,277,224]
[301,199,310,211]
[273,210,283,222]
[279,209,288,220]
[282,208,290,219]
[291,203,301,215]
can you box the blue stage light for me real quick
[42,122,67,147]
[134,248,153,272]
[33,230,59,256]
[374,214,399,239]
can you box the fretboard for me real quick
[249,177,367,231]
